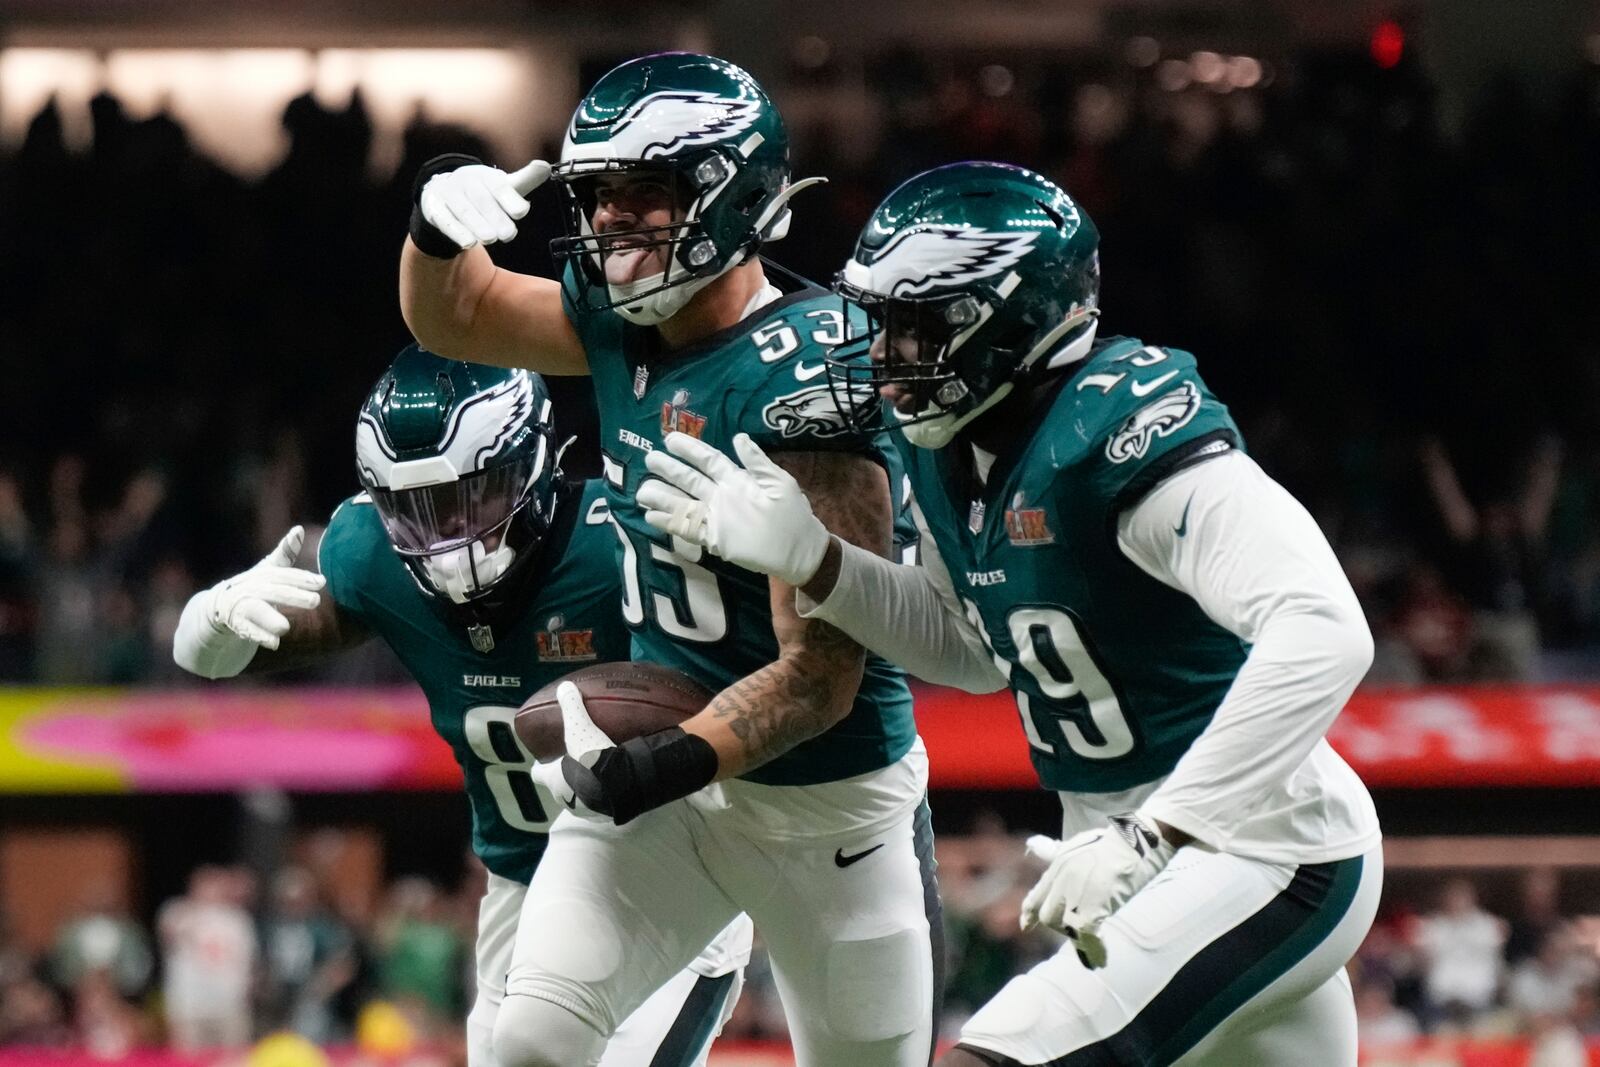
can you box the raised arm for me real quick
[1419,436,1478,542]
[1520,434,1562,541]
[399,156,589,375]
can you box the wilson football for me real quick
[514,661,713,761]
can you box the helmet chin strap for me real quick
[610,177,827,327]
[421,541,517,604]
[752,176,826,242]
[610,268,714,326]
[899,382,1014,450]
[1041,310,1102,370]
[899,315,1101,451]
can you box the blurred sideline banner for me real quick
[1,685,1599,793]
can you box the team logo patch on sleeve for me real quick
[1004,492,1055,545]
[1105,380,1201,464]
[536,615,598,663]
[661,389,707,439]
[761,383,865,439]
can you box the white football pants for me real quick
[958,843,1382,1066]
[507,744,942,1067]
[468,870,750,1067]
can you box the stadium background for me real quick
[2,0,1600,1063]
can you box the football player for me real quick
[399,53,941,1067]
[640,162,1384,1066]
[172,344,751,1067]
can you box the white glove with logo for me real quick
[172,527,326,679]
[418,160,551,251]
[638,432,831,587]
[1019,813,1177,968]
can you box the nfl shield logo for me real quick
[632,364,650,399]
[467,623,495,654]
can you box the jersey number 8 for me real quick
[463,705,554,832]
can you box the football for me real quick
[514,661,713,761]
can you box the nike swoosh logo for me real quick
[795,361,828,381]
[833,843,885,868]
[564,795,578,811]
[1174,495,1194,538]
[1130,370,1179,397]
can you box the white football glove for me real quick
[639,432,831,587]
[529,681,614,820]
[1019,813,1177,968]
[172,526,326,679]
[418,160,551,252]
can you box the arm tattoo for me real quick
[773,450,893,559]
[702,451,892,770]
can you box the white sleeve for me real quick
[1116,451,1373,850]
[795,500,1010,694]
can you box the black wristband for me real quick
[407,153,484,259]
[570,726,719,825]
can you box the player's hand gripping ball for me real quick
[517,663,719,825]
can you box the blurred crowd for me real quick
[3,44,1600,686]
[2,824,1598,1060]
[1353,870,1600,1065]
[0,828,1044,1057]
[1,859,480,1058]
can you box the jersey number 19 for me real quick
[964,599,1136,762]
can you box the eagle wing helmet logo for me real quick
[448,375,535,471]
[356,373,536,485]
[864,227,1039,297]
[1105,380,1201,463]
[577,91,763,161]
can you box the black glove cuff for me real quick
[407,152,483,260]
[609,727,720,825]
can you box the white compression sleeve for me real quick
[1115,451,1374,849]
[796,501,1009,694]
[172,589,259,679]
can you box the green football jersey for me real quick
[564,265,917,786]
[318,479,631,884]
[897,337,1250,794]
